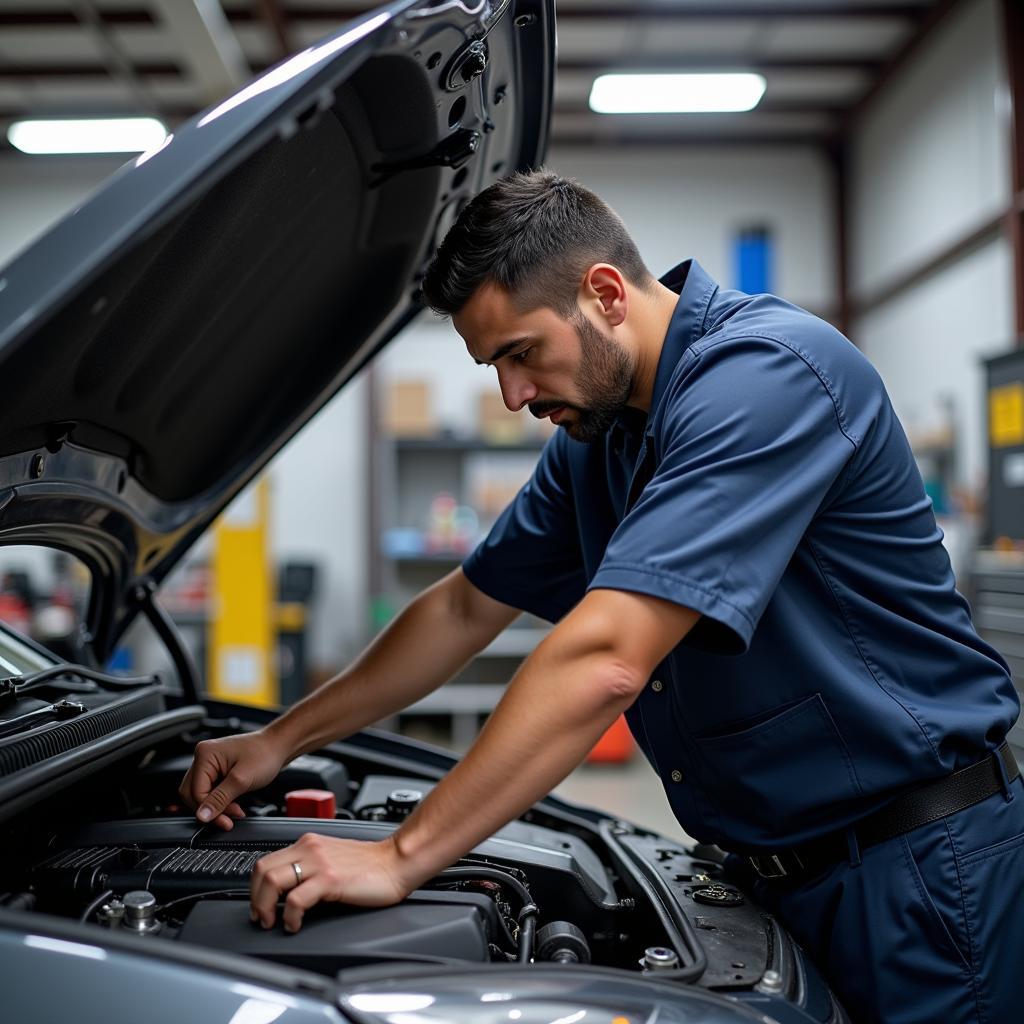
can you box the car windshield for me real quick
[0,546,87,670]
[0,623,53,676]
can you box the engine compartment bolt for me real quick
[755,969,784,994]
[641,946,680,972]
[97,899,125,928]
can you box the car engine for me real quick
[0,710,847,1023]
[10,743,769,979]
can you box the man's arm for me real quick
[263,568,518,757]
[249,587,699,931]
[180,569,518,827]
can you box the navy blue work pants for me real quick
[746,775,1024,1023]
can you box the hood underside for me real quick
[0,0,553,659]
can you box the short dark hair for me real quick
[421,169,655,318]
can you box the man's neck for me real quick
[628,281,684,413]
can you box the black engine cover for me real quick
[176,890,498,974]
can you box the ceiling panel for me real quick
[759,16,914,56]
[552,108,838,135]
[577,17,761,56]
[0,83,29,108]
[0,0,952,147]
[0,28,108,62]
[13,80,138,107]
[107,25,193,62]
[228,23,279,64]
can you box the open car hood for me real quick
[0,0,554,662]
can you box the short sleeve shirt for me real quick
[462,259,1018,849]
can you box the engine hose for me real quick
[517,903,539,963]
[436,866,533,908]
[79,889,114,924]
[435,866,536,958]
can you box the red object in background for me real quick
[0,593,31,635]
[285,789,337,818]
[587,714,635,763]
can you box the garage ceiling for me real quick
[0,0,957,151]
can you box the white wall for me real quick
[0,156,126,267]
[849,0,1015,494]
[550,145,838,314]
[855,237,1014,491]
[850,0,1011,301]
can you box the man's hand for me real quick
[178,730,290,830]
[250,834,414,932]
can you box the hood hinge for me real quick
[372,128,481,185]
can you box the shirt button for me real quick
[670,769,683,783]
[651,679,664,693]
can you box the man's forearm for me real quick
[264,570,516,760]
[384,589,695,885]
[246,589,699,932]
[390,636,637,882]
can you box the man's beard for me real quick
[530,313,635,443]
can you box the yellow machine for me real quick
[207,477,277,708]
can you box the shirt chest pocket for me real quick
[690,692,864,841]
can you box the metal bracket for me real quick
[445,39,488,91]
[372,128,481,184]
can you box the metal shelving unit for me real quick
[365,388,550,743]
[972,550,1024,764]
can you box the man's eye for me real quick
[512,348,531,364]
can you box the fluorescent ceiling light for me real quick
[589,73,766,114]
[7,117,169,155]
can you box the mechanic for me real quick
[180,171,1023,1023]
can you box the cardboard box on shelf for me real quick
[384,380,434,437]
[478,391,522,443]
[477,392,556,442]
[464,452,539,526]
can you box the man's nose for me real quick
[497,369,538,412]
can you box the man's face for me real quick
[453,281,635,443]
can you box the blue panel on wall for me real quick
[734,226,773,294]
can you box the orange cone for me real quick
[587,713,634,763]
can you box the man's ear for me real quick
[580,263,627,328]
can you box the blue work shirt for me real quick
[462,258,1019,850]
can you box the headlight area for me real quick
[0,728,844,1023]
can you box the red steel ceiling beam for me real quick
[846,0,962,122]
[253,0,294,61]
[1003,0,1024,341]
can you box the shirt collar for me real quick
[649,258,719,419]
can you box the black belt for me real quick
[746,742,1019,881]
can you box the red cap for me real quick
[285,789,337,819]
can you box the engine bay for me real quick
[1,725,785,992]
